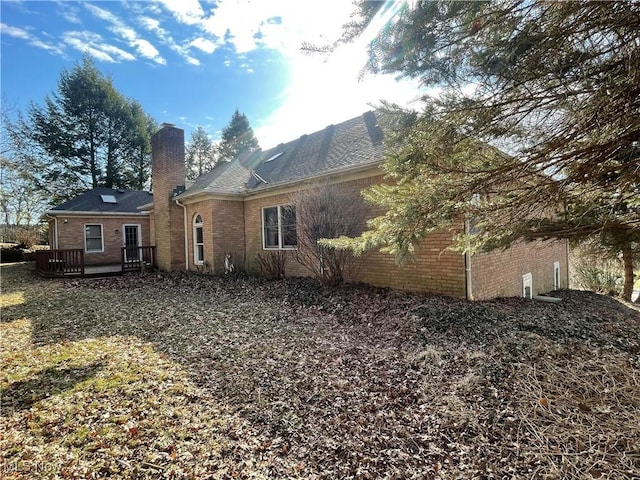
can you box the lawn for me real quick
[1,263,639,479]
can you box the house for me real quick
[46,112,568,299]
[45,188,153,266]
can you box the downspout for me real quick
[175,199,189,270]
[464,219,474,301]
[45,214,59,249]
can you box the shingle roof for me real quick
[49,188,153,214]
[178,111,384,199]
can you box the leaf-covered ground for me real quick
[1,262,639,479]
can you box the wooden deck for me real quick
[36,247,156,278]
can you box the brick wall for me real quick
[212,199,246,272]
[181,199,246,273]
[151,124,186,271]
[54,215,151,266]
[243,176,467,298]
[470,239,569,299]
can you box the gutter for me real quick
[44,210,149,217]
[174,198,189,270]
[45,214,59,249]
[464,219,474,301]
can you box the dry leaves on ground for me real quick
[1,263,639,479]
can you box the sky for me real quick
[1,0,423,149]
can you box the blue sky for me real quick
[1,0,422,149]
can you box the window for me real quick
[553,261,561,290]
[193,214,204,265]
[84,224,103,253]
[100,194,117,204]
[522,272,533,299]
[263,205,297,249]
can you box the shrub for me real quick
[291,183,367,286]
[1,246,26,263]
[255,252,286,280]
[571,243,624,296]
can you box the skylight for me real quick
[100,194,117,204]
[264,152,284,163]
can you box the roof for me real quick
[178,111,384,199]
[48,188,153,214]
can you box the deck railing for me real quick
[121,246,157,272]
[35,249,85,277]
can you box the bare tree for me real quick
[292,182,368,286]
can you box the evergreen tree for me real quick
[7,54,155,204]
[331,1,640,300]
[217,109,259,164]
[185,126,215,181]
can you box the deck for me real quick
[35,247,156,278]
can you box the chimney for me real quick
[151,124,186,271]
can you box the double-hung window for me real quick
[263,205,297,249]
[84,224,103,253]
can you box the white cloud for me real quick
[85,3,166,65]
[190,37,218,54]
[158,0,204,26]
[1,22,65,56]
[1,23,32,40]
[157,0,356,56]
[62,31,136,63]
[139,17,166,35]
[251,3,424,148]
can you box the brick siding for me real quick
[151,125,186,271]
[471,239,569,299]
[243,176,467,298]
[53,215,151,266]
[149,129,569,299]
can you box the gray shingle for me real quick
[50,188,152,213]
[178,111,384,199]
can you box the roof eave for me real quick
[45,210,150,217]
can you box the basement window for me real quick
[100,194,117,204]
[553,261,561,290]
[522,273,533,299]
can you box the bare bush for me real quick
[0,224,47,248]
[571,241,625,296]
[292,182,367,286]
[255,251,286,280]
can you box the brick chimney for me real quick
[151,123,186,271]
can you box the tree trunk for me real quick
[621,243,634,302]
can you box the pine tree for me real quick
[217,109,259,164]
[185,126,215,181]
[333,1,640,300]
[8,54,155,204]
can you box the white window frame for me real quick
[84,224,104,253]
[553,261,561,290]
[522,272,533,299]
[122,224,142,262]
[262,205,297,250]
[193,214,204,265]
